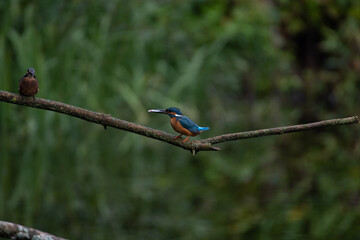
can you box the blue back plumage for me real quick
[177,116,210,134]
[178,116,199,134]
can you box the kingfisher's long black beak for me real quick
[148,109,167,114]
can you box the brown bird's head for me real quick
[26,68,36,77]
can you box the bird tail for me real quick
[198,127,210,132]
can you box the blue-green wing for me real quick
[178,116,199,134]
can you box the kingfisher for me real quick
[148,107,210,142]
[18,68,39,99]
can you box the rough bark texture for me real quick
[0,90,358,154]
[0,220,67,240]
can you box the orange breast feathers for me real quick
[170,118,197,136]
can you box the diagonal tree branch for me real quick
[0,90,358,154]
[202,116,359,144]
[0,90,218,152]
[0,220,67,240]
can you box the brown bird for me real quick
[18,68,39,99]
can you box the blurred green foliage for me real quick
[1,0,360,239]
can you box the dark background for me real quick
[1,0,360,239]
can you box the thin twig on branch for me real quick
[0,90,358,154]
[0,220,67,240]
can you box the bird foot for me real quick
[174,135,182,140]
[182,137,190,143]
